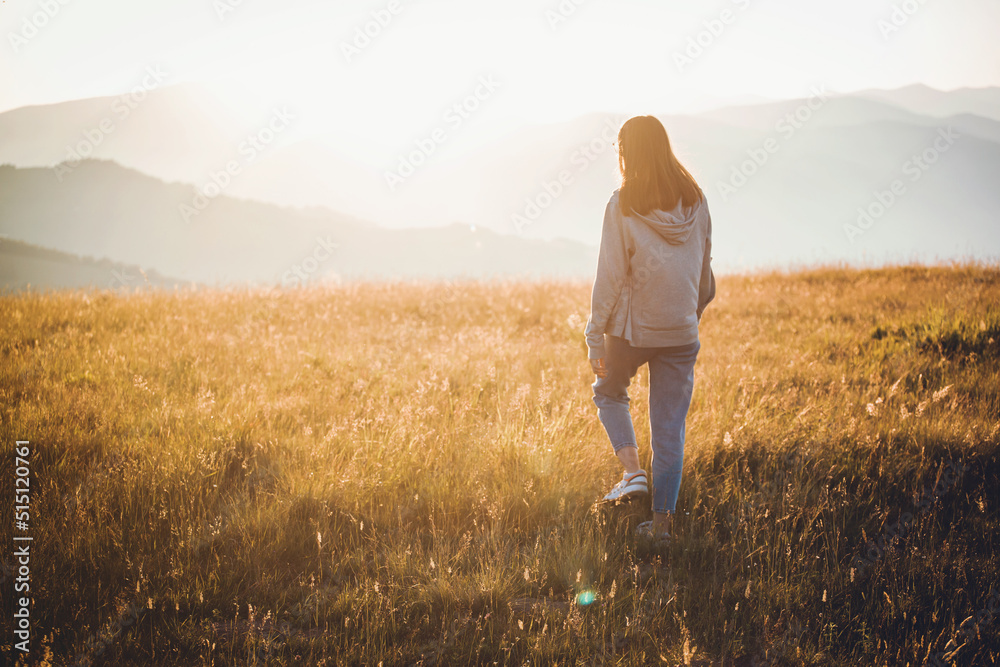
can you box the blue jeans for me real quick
[592,336,700,514]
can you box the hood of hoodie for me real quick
[632,199,700,246]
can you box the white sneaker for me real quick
[602,470,648,502]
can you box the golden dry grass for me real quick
[1,264,999,665]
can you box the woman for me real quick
[585,115,715,542]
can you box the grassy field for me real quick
[2,265,999,666]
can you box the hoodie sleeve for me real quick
[585,197,629,360]
[697,207,716,320]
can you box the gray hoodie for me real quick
[585,189,715,359]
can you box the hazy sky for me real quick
[3,0,999,150]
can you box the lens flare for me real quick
[575,590,597,606]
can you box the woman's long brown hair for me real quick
[617,115,702,217]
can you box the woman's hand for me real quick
[591,358,608,379]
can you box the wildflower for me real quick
[932,385,952,402]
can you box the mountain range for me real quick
[0,83,997,289]
[0,160,596,286]
[0,237,189,293]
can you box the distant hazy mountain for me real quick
[0,83,245,181]
[852,84,1000,123]
[0,237,190,292]
[1,83,998,275]
[0,161,597,285]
